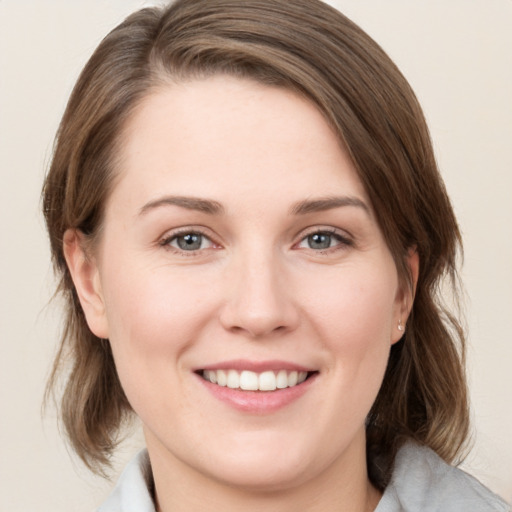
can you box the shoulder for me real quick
[96,445,510,512]
[376,442,510,512]
[97,450,156,512]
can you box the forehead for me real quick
[111,75,368,214]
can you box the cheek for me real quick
[101,267,218,401]
[104,259,214,335]
[302,263,398,350]
[302,264,397,403]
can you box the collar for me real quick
[98,442,509,511]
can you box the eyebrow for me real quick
[139,196,224,216]
[290,196,370,215]
[138,194,370,217]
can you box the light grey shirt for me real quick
[98,442,510,511]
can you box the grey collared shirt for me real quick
[98,442,510,511]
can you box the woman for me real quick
[42,0,509,510]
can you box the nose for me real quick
[219,249,300,339]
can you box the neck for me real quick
[147,431,382,512]
[155,481,380,512]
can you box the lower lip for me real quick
[196,373,317,414]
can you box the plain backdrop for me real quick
[1,1,511,510]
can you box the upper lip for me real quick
[198,359,315,373]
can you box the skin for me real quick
[65,76,417,512]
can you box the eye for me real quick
[297,230,351,251]
[161,231,215,252]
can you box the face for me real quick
[68,76,413,493]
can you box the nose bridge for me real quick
[220,241,298,338]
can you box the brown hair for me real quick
[43,0,469,487]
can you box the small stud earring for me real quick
[398,319,404,332]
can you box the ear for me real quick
[391,247,419,345]
[63,229,109,339]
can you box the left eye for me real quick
[165,232,213,251]
[298,231,345,250]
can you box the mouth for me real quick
[198,369,317,392]
[195,362,319,413]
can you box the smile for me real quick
[201,369,310,391]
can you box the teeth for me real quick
[202,369,309,391]
[276,369,288,389]
[259,371,276,391]
[240,370,259,390]
[227,369,239,389]
[298,371,307,384]
[217,369,227,386]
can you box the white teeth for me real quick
[217,369,227,386]
[240,371,259,390]
[259,371,276,391]
[276,369,288,389]
[227,369,239,389]
[202,369,310,391]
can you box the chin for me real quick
[204,451,312,492]
[201,428,335,492]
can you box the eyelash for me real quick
[159,227,353,256]
[295,228,353,253]
[159,228,217,256]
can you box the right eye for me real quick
[161,231,215,253]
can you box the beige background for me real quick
[1,1,511,510]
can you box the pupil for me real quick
[309,233,330,249]
[178,234,201,250]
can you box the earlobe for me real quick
[63,229,109,338]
